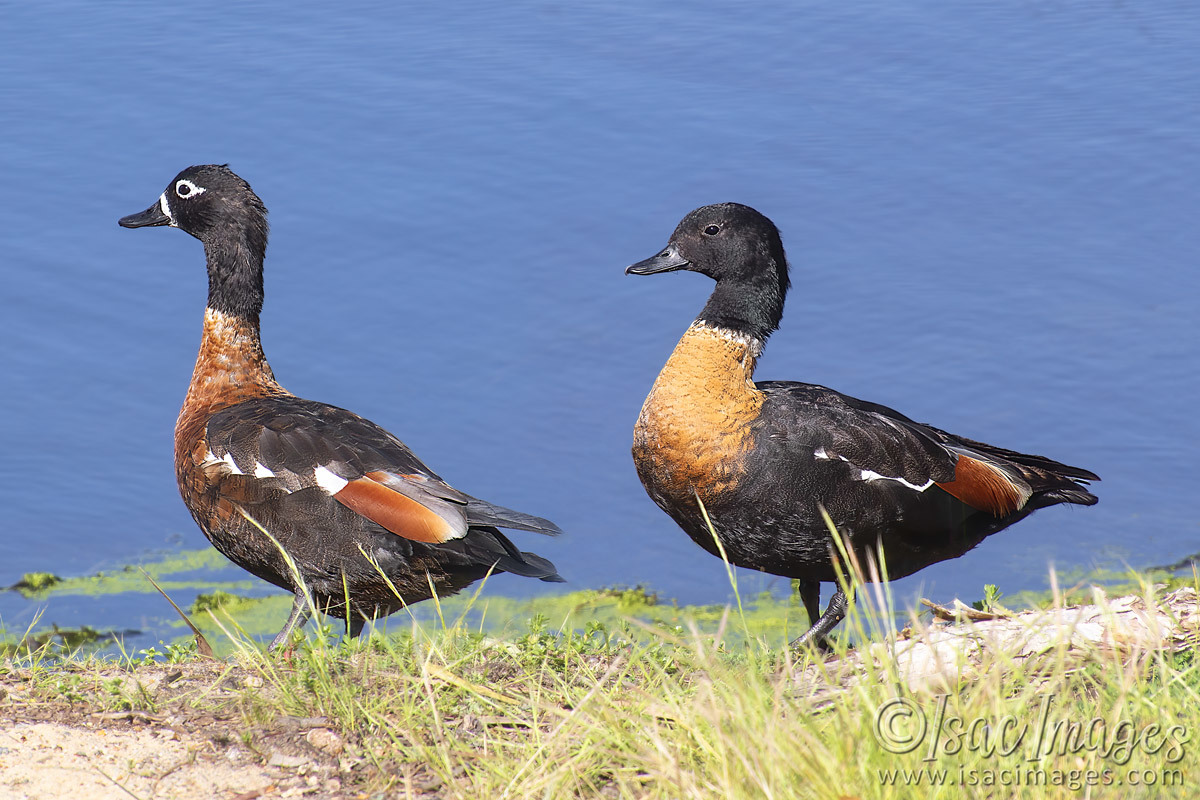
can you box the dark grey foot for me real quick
[268,592,312,652]
[790,589,850,650]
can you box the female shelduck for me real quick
[626,203,1098,646]
[119,164,563,649]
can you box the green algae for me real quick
[190,589,261,615]
[9,549,260,600]
[0,623,104,657]
[170,583,810,657]
[10,572,63,595]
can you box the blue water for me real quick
[2,2,1198,645]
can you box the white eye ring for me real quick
[175,179,206,199]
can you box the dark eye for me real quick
[175,179,205,198]
[704,225,720,236]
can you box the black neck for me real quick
[696,273,786,343]
[202,227,266,328]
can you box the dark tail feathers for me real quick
[460,526,565,583]
[1029,486,1099,509]
[466,498,563,536]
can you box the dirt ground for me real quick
[0,662,400,800]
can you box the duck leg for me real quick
[268,592,311,651]
[796,580,822,628]
[790,588,850,649]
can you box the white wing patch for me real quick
[314,465,349,495]
[202,448,287,484]
[814,446,934,492]
[856,468,934,492]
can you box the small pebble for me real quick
[305,727,344,756]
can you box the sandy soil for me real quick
[0,663,360,800]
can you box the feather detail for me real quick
[936,453,1032,516]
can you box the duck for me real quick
[626,202,1098,646]
[119,164,563,650]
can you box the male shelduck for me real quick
[626,203,1098,646]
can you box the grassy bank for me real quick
[3,569,1198,799]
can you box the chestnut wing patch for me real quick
[331,471,461,543]
[935,451,1032,517]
